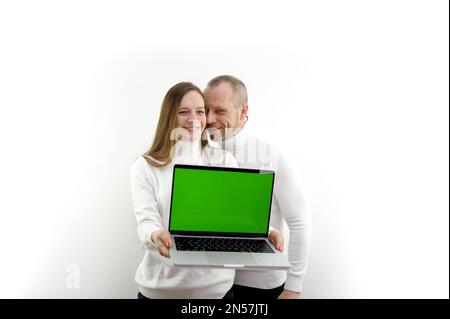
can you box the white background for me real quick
[0,0,448,298]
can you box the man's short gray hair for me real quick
[206,75,248,108]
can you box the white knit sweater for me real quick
[208,127,313,293]
[130,140,237,299]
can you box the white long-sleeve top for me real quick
[208,127,313,293]
[130,140,237,299]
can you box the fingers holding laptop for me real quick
[151,229,172,258]
[268,229,284,252]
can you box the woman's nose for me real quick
[188,112,196,122]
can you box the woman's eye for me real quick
[197,110,205,114]
[179,111,188,115]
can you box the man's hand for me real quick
[268,229,284,252]
[269,230,300,299]
[151,229,172,258]
[278,289,301,299]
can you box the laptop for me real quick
[168,164,290,270]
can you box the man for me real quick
[203,75,312,299]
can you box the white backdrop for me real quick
[0,0,448,298]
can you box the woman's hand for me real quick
[151,229,172,258]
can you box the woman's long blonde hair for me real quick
[143,82,207,167]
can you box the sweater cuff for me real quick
[284,273,304,293]
[139,224,161,250]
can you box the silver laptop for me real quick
[168,164,290,270]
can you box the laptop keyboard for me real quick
[174,237,274,253]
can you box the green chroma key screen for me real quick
[169,166,274,234]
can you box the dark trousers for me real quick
[231,283,285,300]
[137,287,234,300]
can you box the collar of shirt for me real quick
[206,126,253,153]
[172,139,202,164]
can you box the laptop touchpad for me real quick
[206,253,257,265]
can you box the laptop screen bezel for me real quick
[168,164,275,238]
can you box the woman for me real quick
[130,82,237,299]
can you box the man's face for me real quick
[204,82,247,140]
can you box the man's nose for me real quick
[207,111,216,124]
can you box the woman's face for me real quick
[175,90,206,141]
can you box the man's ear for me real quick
[240,103,248,121]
